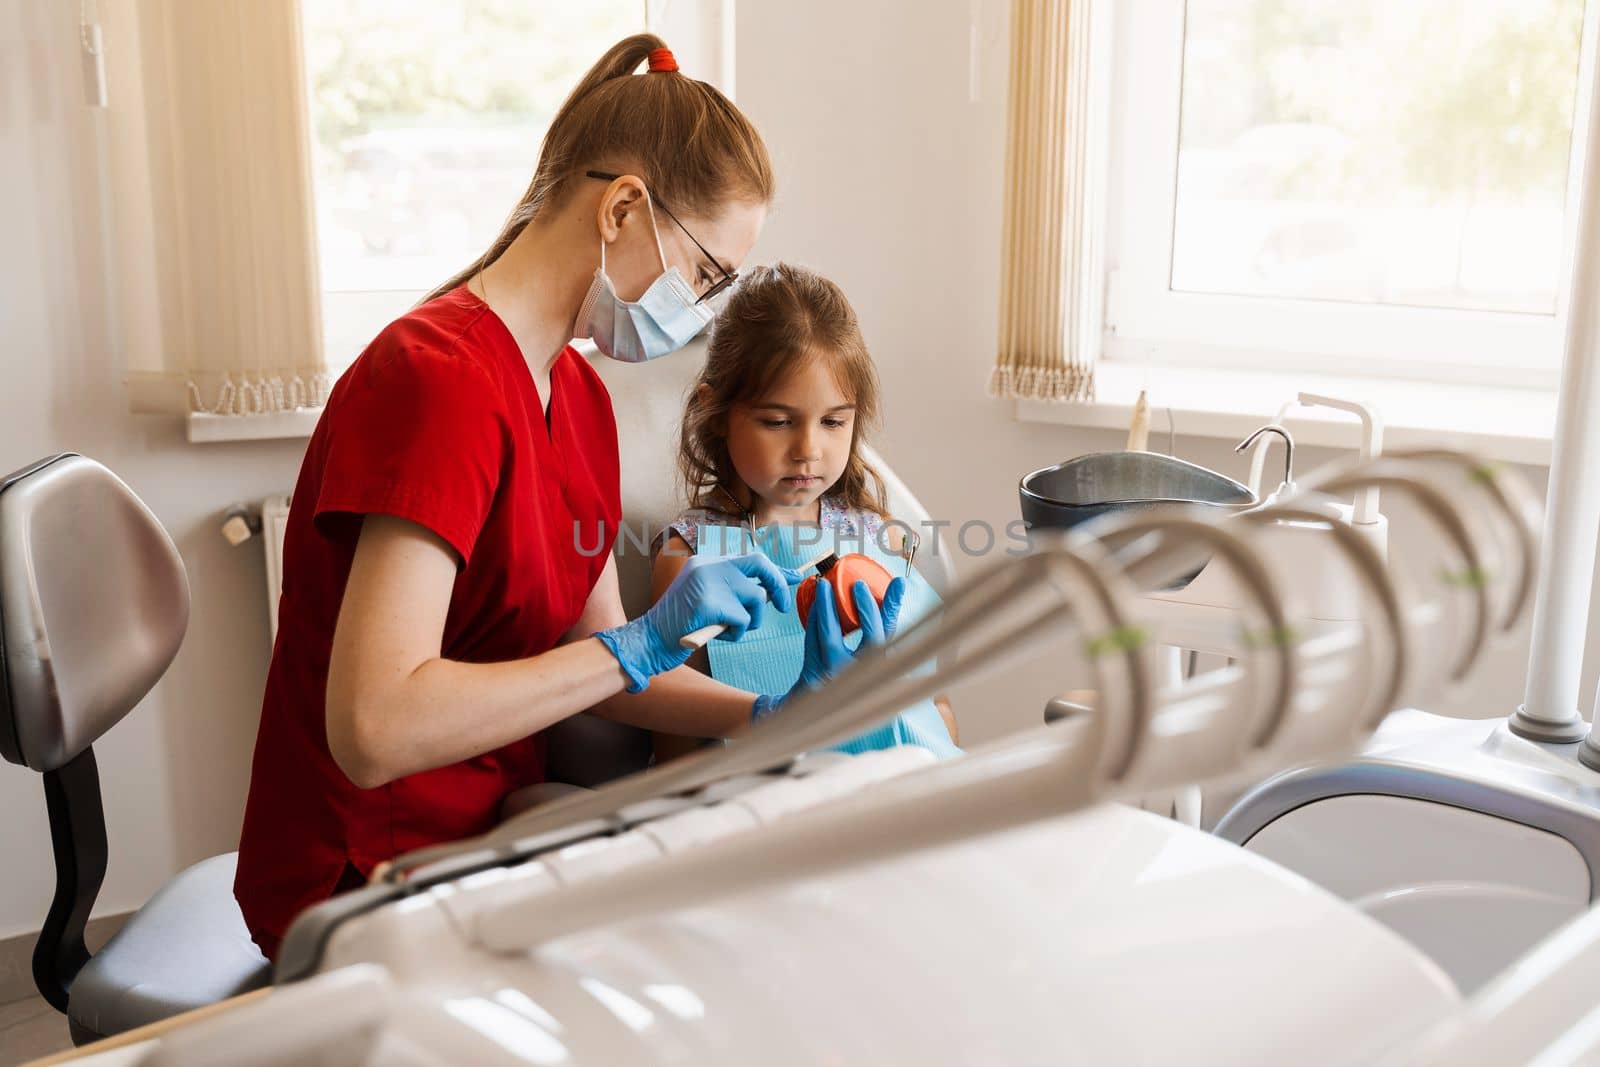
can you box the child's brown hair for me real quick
[427,34,773,301]
[679,262,890,517]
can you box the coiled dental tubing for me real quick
[459,452,1533,953]
[292,450,1536,961]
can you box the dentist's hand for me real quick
[598,553,799,693]
[752,576,907,721]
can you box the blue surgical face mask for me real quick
[576,196,714,363]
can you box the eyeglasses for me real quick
[586,170,738,305]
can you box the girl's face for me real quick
[725,355,856,518]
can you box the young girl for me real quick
[650,263,958,755]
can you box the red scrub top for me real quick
[234,285,620,960]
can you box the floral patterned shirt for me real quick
[653,494,889,560]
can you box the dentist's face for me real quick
[605,192,766,304]
[725,355,856,514]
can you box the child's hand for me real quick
[798,576,905,689]
[752,576,906,721]
[855,574,907,644]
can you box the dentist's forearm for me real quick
[328,637,632,789]
[588,664,755,737]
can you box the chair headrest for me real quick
[581,341,706,617]
[0,455,189,772]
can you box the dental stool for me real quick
[1,454,270,1044]
[535,345,956,789]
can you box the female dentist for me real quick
[233,35,892,961]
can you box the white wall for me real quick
[1,0,1594,942]
[0,2,305,939]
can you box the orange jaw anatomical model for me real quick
[796,553,895,636]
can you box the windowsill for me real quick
[1015,359,1557,467]
[182,363,1557,464]
[186,409,322,444]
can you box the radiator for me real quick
[262,495,292,641]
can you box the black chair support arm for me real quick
[33,746,107,1012]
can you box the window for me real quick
[1105,0,1593,386]
[301,1,728,367]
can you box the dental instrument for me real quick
[900,524,919,576]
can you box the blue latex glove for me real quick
[752,576,906,721]
[599,553,799,693]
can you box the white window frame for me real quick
[1100,0,1599,391]
[313,1,735,371]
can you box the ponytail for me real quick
[426,34,772,301]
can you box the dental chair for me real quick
[537,343,954,790]
[0,453,272,1045]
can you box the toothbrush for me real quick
[679,548,838,650]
